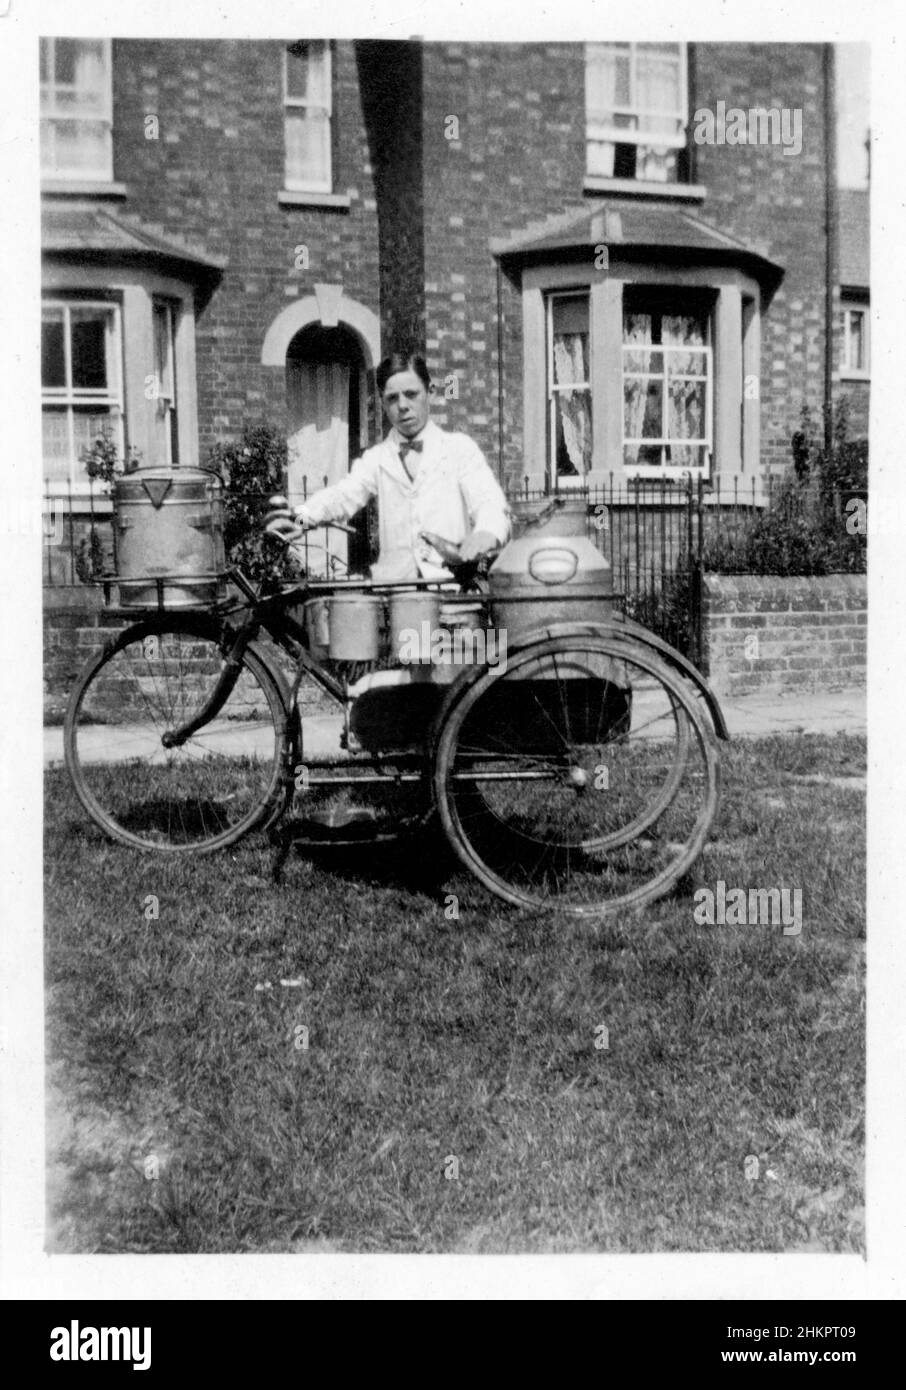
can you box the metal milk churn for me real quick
[509,495,590,539]
[488,496,614,644]
[114,466,226,608]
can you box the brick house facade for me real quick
[41,38,869,534]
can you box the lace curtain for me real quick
[623,311,707,468]
[552,333,592,475]
[623,314,655,460]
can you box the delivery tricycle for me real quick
[63,467,728,918]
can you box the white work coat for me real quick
[295,421,511,580]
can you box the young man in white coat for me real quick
[265,351,510,577]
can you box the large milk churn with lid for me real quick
[488,496,615,644]
[114,466,226,608]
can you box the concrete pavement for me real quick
[43,713,346,767]
[715,686,865,739]
[43,686,866,767]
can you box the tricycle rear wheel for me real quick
[432,633,719,918]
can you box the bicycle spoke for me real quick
[66,621,286,852]
[436,635,718,916]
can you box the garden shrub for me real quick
[208,424,299,586]
[624,561,699,658]
[703,403,867,576]
[74,432,140,582]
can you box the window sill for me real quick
[549,474,708,499]
[42,180,128,199]
[44,486,114,507]
[839,372,871,383]
[622,474,708,497]
[626,469,710,482]
[584,177,706,201]
[550,476,591,491]
[278,190,351,210]
[613,476,768,504]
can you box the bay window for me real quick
[152,299,180,465]
[623,300,712,474]
[519,260,763,488]
[547,292,593,481]
[42,300,123,487]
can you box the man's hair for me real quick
[376,352,432,394]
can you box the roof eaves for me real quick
[492,204,783,283]
[41,206,227,277]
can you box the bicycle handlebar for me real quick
[419,531,498,582]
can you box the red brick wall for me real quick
[702,574,866,696]
[412,41,840,490]
[111,38,382,458]
[43,600,305,721]
[44,602,117,723]
[837,382,869,439]
[692,43,831,476]
[105,39,846,484]
[420,42,587,487]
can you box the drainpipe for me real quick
[496,261,505,481]
[824,43,837,455]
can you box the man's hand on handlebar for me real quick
[263,495,358,545]
[418,530,499,587]
[263,495,307,545]
[459,529,500,563]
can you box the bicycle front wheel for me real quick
[64,616,291,852]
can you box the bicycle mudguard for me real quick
[597,616,730,742]
[433,618,730,744]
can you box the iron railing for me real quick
[42,471,866,665]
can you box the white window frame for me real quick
[586,42,688,183]
[152,298,180,466]
[546,289,593,489]
[284,41,332,194]
[622,312,713,479]
[841,301,870,379]
[42,298,124,492]
[40,37,113,182]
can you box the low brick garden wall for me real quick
[45,572,868,718]
[43,590,305,723]
[44,590,111,723]
[702,574,867,698]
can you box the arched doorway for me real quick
[285,323,371,576]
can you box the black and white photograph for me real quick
[1,0,902,1309]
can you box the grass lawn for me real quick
[44,732,865,1253]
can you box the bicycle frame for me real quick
[69,559,725,907]
[156,566,485,786]
[151,561,727,809]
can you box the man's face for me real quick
[381,370,430,438]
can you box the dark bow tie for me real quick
[398,438,424,459]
